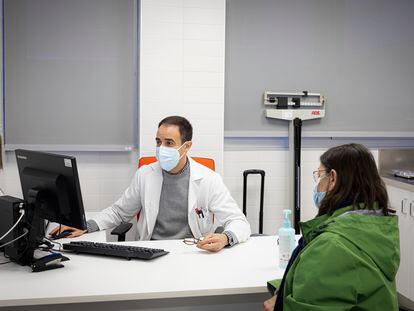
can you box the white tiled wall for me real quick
[0,146,379,235]
[0,0,226,213]
[139,0,225,173]
[0,151,139,213]
[0,0,225,213]
[0,1,382,239]
[223,149,379,235]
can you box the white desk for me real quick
[0,235,284,311]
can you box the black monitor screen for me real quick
[15,149,87,230]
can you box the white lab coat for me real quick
[92,158,251,242]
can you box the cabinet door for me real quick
[408,195,414,302]
[387,186,411,298]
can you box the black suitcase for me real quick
[242,169,265,234]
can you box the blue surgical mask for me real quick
[312,183,326,208]
[155,144,185,171]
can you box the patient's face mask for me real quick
[156,144,185,171]
[312,170,330,208]
[312,184,326,208]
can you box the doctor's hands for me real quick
[196,233,228,252]
[49,225,87,239]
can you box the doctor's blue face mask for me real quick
[156,144,185,171]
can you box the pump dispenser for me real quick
[278,209,295,269]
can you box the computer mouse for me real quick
[51,230,72,240]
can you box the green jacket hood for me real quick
[300,205,400,282]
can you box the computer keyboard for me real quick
[62,241,169,260]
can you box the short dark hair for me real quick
[318,143,390,216]
[158,116,193,143]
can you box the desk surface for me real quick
[0,235,284,307]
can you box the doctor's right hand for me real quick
[49,225,87,239]
[196,233,228,252]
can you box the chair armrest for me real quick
[111,222,133,241]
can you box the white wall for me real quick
[224,148,379,235]
[0,0,226,207]
[139,0,226,173]
[0,145,379,236]
[1,151,139,212]
[0,0,380,237]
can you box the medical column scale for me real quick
[264,91,325,233]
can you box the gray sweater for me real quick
[151,160,192,240]
[87,160,192,240]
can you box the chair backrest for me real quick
[138,156,215,171]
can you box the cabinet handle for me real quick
[410,201,414,217]
[401,199,408,215]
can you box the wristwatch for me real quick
[223,231,236,247]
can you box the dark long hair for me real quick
[317,143,390,216]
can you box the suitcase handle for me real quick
[243,169,265,234]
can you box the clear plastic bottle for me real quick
[278,209,295,269]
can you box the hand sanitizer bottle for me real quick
[278,209,295,269]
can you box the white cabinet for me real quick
[387,185,414,301]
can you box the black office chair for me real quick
[111,222,133,242]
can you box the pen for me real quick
[195,208,204,218]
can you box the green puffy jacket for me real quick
[270,205,400,311]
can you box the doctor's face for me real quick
[155,124,192,158]
[156,124,182,148]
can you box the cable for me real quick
[42,236,62,252]
[0,208,25,241]
[44,220,50,232]
[0,187,5,195]
[0,228,29,248]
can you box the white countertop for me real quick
[382,176,414,192]
[0,235,284,307]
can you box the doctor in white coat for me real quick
[51,116,251,252]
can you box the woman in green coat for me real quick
[264,143,400,311]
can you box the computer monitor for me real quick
[15,149,87,265]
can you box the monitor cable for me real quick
[0,228,29,248]
[0,207,25,241]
